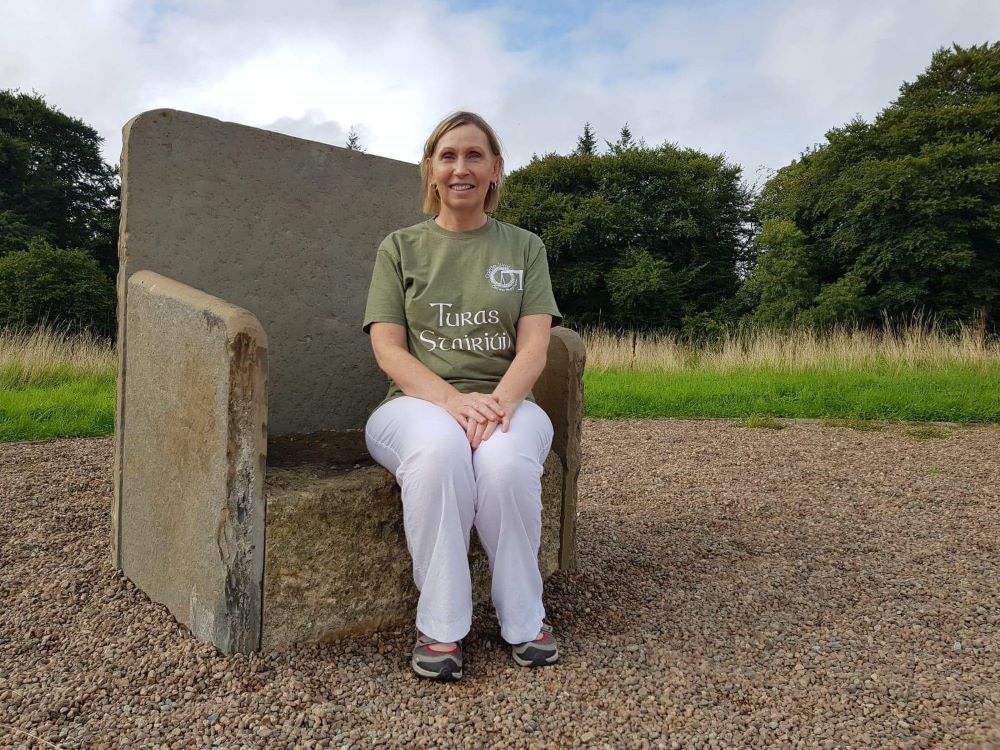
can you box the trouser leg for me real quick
[365,396,476,643]
[471,399,555,645]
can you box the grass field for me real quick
[0,325,117,443]
[580,323,999,423]
[1,321,998,442]
[583,366,999,422]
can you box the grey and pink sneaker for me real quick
[510,622,559,667]
[411,633,463,681]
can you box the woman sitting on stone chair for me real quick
[362,111,563,681]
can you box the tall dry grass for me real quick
[2,318,997,383]
[0,322,115,386]
[583,320,1000,373]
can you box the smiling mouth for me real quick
[449,184,475,191]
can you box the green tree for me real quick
[748,42,1000,333]
[0,90,120,276]
[606,247,688,329]
[345,126,365,152]
[496,137,755,333]
[574,122,598,156]
[0,237,116,337]
[736,219,818,328]
[605,123,646,155]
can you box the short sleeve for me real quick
[518,239,563,327]
[361,238,407,335]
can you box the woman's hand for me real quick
[467,393,523,448]
[489,392,521,434]
[445,392,505,447]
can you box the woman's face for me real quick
[428,123,501,217]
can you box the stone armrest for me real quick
[113,270,268,654]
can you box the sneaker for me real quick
[411,633,463,681]
[510,622,559,667]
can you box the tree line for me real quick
[1,41,996,340]
[1,89,119,337]
[496,41,999,339]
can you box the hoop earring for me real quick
[489,181,497,191]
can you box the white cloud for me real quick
[2,0,997,180]
[528,0,1000,178]
[261,110,350,148]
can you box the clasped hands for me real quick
[444,391,520,449]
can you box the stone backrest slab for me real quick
[117,109,423,435]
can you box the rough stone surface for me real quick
[116,108,424,435]
[115,271,267,654]
[262,448,563,649]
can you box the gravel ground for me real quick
[1,418,998,750]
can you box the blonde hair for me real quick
[420,111,505,215]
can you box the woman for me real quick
[362,111,563,681]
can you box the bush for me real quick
[680,311,730,346]
[0,237,115,338]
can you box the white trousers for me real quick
[364,395,554,644]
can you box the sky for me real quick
[2,0,998,185]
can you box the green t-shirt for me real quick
[362,217,563,410]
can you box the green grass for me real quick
[0,368,115,442]
[736,414,787,430]
[905,426,951,440]
[584,365,1000,423]
[821,418,886,431]
[2,361,998,444]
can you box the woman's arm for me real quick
[369,322,505,427]
[491,313,552,431]
[370,322,459,408]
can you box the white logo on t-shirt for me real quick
[486,264,524,292]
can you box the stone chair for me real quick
[111,110,585,654]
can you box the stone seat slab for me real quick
[262,441,564,649]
